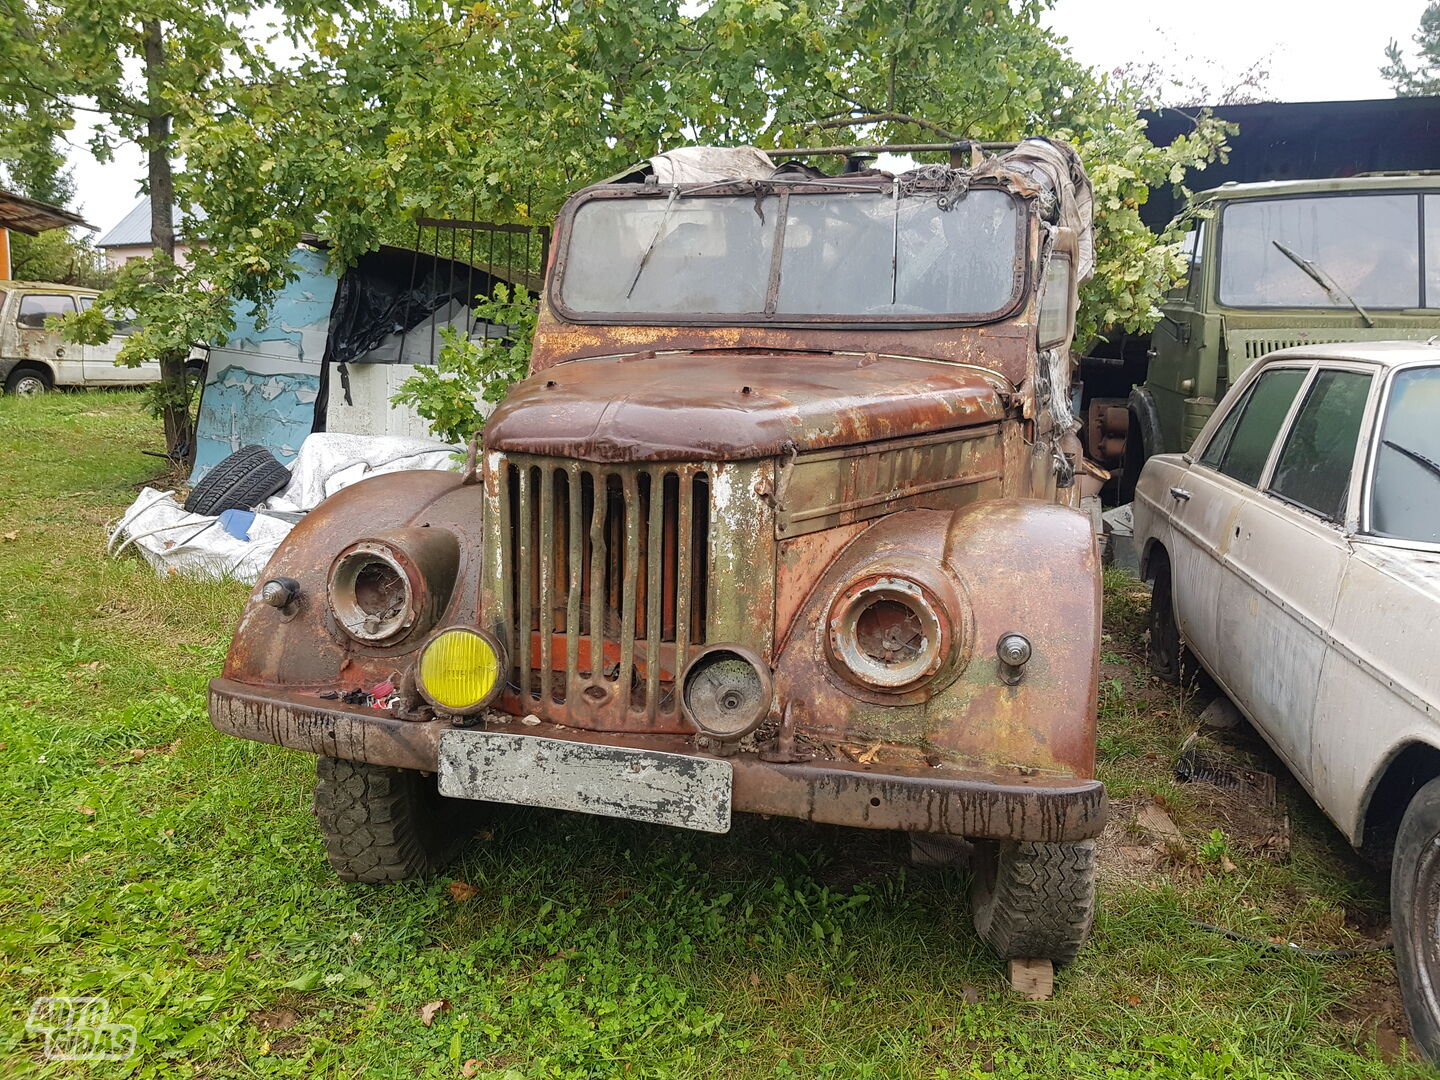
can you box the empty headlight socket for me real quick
[327,528,461,648]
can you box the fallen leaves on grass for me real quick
[420,1000,451,1026]
[252,1008,299,1031]
[448,880,479,902]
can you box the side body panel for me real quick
[1315,544,1440,842]
[771,500,1100,779]
[1216,495,1347,781]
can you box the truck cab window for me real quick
[1037,254,1073,348]
[1426,196,1440,308]
[1370,365,1440,543]
[1268,369,1372,521]
[1199,367,1306,486]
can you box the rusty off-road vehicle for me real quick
[210,139,1106,973]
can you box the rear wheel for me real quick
[1390,775,1440,1061]
[970,839,1096,965]
[1147,553,1196,686]
[314,757,489,883]
[5,366,52,396]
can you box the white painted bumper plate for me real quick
[437,730,733,834]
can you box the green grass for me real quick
[0,392,1428,1078]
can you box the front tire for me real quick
[970,839,1096,965]
[314,757,488,883]
[1390,775,1440,1060]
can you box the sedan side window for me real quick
[1371,365,1440,543]
[1198,368,1307,486]
[1269,370,1372,522]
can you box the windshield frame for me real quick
[548,179,1032,329]
[1214,189,1440,313]
[1359,359,1440,551]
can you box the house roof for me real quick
[96,197,202,248]
[0,189,92,235]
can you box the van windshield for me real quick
[559,186,1023,322]
[1219,193,1439,310]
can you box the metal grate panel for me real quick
[499,457,709,730]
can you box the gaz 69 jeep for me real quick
[210,139,1107,970]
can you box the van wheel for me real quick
[1390,775,1440,1060]
[313,757,490,883]
[5,366,52,396]
[970,839,1096,965]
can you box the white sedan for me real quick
[1133,340,1440,1058]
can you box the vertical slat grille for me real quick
[504,457,709,727]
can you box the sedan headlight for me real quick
[826,574,956,693]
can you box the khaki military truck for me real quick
[209,140,1107,980]
[1083,174,1440,495]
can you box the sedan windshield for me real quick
[1371,365,1440,543]
[558,186,1023,321]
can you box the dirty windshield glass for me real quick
[1371,366,1440,543]
[560,187,1021,320]
[1219,194,1426,309]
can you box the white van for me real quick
[0,281,173,394]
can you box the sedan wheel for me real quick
[1391,775,1440,1061]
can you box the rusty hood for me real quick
[484,351,1009,462]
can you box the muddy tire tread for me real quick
[971,839,1096,964]
[314,757,466,883]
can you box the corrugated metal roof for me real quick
[96,197,202,248]
[0,189,92,235]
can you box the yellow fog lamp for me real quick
[415,627,506,714]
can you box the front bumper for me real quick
[209,678,1106,842]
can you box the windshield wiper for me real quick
[1272,240,1375,327]
[626,187,681,299]
[1383,438,1440,482]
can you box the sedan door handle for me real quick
[1169,486,1191,501]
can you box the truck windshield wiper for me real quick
[1272,240,1375,327]
[1383,438,1440,482]
[626,187,681,299]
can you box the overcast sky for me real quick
[67,0,1431,238]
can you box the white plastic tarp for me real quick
[111,433,460,584]
[266,432,458,512]
[648,145,776,184]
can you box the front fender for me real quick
[222,469,485,692]
[771,500,1100,778]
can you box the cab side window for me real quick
[17,294,76,329]
[1268,369,1372,522]
[1183,222,1206,305]
[1198,368,1307,486]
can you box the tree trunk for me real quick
[142,18,194,462]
